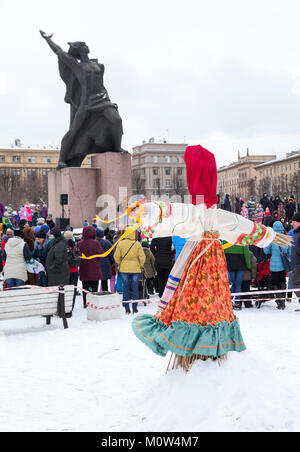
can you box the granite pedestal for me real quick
[47,152,132,228]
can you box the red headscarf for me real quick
[184,145,218,208]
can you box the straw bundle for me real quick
[166,353,227,373]
[272,232,293,247]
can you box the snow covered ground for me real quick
[0,291,300,432]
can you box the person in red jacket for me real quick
[77,226,103,308]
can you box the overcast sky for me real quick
[1,0,300,167]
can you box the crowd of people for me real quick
[1,191,300,315]
[0,202,171,316]
[223,192,300,310]
[223,192,297,231]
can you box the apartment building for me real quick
[0,140,93,205]
[131,138,189,200]
[217,149,300,205]
[217,150,276,204]
[255,151,300,199]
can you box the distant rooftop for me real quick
[255,151,300,168]
[217,152,277,171]
[0,139,60,151]
[135,137,188,146]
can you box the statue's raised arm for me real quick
[39,30,77,71]
[39,30,62,55]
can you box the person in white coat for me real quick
[3,229,32,288]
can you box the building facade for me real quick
[217,150,276,204]
[217,149,300,206]
[0,141,92,206]
[131,138,189,200]
[255,151,300,202]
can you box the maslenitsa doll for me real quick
[131,146,291,372]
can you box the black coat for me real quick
[224,195,232,212]
[46,236,70,286]
[285,202,296,221]
[259,196,271,211]
[150,237,174,269]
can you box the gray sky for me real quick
[1,0,300,167]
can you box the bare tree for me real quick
[257,178,270,199]
[247,177,256,200]
[0,169,22,205]
[132,169,145,196]
[153,178,161,197]
[172,173,187,201]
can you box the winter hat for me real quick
[96,228,105,238]
[35,230,47,239]
[292,212,300,223]
[272,221,284,234]
[13,229,24,238]
[142,240,149,248]
[184,145,218,208]
[64,230,73,239]
[37,217,46,225]
[40,224,50,233]
[50,227,62,238]
[5,228,14,236]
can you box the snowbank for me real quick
[0,294,299,432]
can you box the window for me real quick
[153,167,158,175]
[0,168,5,175]
[177,168,182,175]
[165,167,171,175]
[165,156,171,163]
[177,156,183,163]
[27,168,36,176]
[165,179,171,188]
[12,155,21,163]
[0,155,5,163]
[42,156,52,164]
[28,156,36,163]
[153,156,158,163]
[12,168,21,176]
[42,168,50,176]
[87,157,91,164]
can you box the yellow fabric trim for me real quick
[81,202,144,259]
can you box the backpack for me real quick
[67,247,81,267]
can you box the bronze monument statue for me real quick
[40,31,124,169]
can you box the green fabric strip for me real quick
[132,314,246,358]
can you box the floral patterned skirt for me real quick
[132,232,246,358]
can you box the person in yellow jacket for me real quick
[114,227,145,314]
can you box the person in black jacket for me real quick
[285,198,296,222]
[150,236,174,298]
[95,228,115,292]
[223,194,232,212]
[259,193,271,211]
[45,228,70,287]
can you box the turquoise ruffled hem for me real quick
[132,314,246,358]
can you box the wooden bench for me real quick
[0,285,74,329]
